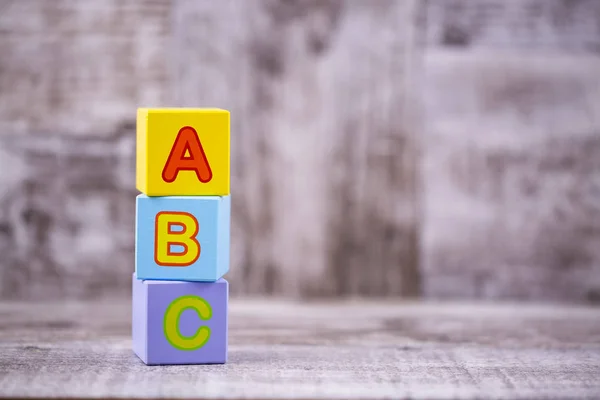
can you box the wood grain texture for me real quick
[418,0,600,302]
[173,0,421,297]
[1,299,600,399]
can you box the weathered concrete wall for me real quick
[0,0,599,302]
[0,0,169,299]
[172,0,421,297]
[419,0,600,302]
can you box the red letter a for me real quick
[162,126,212,183]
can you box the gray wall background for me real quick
[0,0,599,302]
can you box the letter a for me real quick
[162,126,212,183]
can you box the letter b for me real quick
[136,195,230,281]
[155,212,200,267]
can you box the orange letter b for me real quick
[154,212,200,267]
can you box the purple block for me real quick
[132,273,228,365]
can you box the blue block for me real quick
[132,273,228,365]
[135,194,230,281]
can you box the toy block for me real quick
[135,194,230,281]
[132,273,228,365]
[136,108,230,196]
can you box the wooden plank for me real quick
[417,0,600,302]
[1,299,599,399]
[172,0,421,297]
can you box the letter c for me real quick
[163,295,212,350]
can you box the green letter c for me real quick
[164,295,212,350]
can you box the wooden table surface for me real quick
[1,299,599,399]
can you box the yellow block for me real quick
[136,108,230,196]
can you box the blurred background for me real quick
[0,0,598,303]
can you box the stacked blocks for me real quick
[133,108,230,365]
